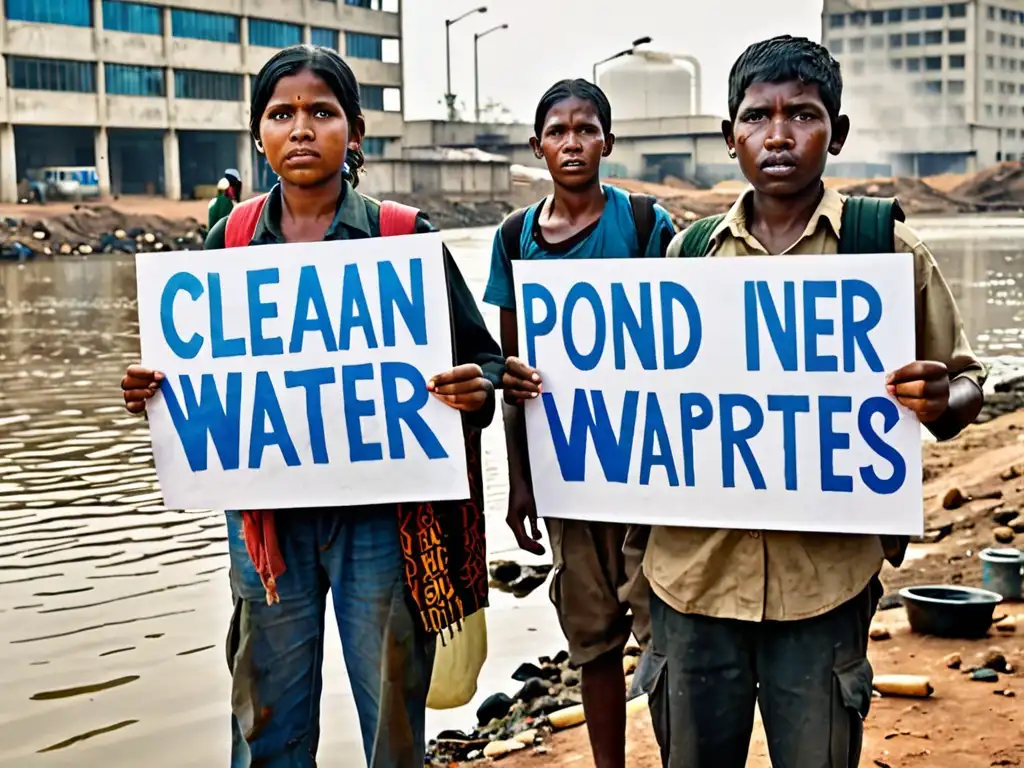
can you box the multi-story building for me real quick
[0,0,403,202]
[822,0,1023,175]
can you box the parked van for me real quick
[33,166,101,200]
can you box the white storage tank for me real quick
[598,49,702,120]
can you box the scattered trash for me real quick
[870,627,892,641]
[943,652,963,669]
[971,668,1000,682]
[873,675,934,698]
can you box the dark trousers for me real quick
[641,577,882,768]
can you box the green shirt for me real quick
[207,192,234,231]
[204,182,504,429]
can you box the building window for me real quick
[345,0,382,7]
[851,11,866,25]
[890,33,903,48]
[890,58,904,70]
[925,30,942,44]
[907,7,922,20]
[985,79,995,93]
[949,54,966,68]
[925,56,942,70]
[949,3,967,17]
[949,28,967,43]
[359,84,400,111]
[346,31,384,59]
[174,69,242,101]
[924,80,943,93]
[249,19,302,48]
[870,10,885,24]
[985,104,993,118]
[950,105,966,121]
[104,63,164,96]
[8,56,95,91]
[849,37,865,53]
[948,79,966,94]
[362,137,392,156]
[831,39,844,53]
[907,32,921,46]
[907,58,922,71]
[987,6,995,20]
[828,14,845,28]
[888,8,903,22]
[360,84,385,110]
[5,0,91,26]
[102,0,161,34]
[171,9,240,43]
[986,30,996,43]
[311,27,338,49]
[925,5,943,18]
[987,55,995,68]
[870,35,885,50]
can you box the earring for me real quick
[728,148,737,159]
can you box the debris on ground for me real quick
[0,204,206,258]
[488,560,553,599]
[950,161,1024,210]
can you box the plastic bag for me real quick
[426,608,488,710]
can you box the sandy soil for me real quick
[494,412,1024,768]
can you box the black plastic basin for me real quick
[899,585,1003,639]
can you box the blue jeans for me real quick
[225,508,435,767]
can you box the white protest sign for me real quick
[513,254,923,536]
[136,232,468,510]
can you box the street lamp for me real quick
[474,23,508,122]
[592,36,652,85]
[445,5,487,121]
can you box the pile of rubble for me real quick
[425,646,645,765]
[1,204,206,258]
[951,161,1024,211]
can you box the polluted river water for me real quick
[0,218,1022,767]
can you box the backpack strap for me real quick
[838,196,905,254]
[628,193,658,256]
[224,194,269,248]
[679,214,726,258]
[499,206,530,261]
[379,200,420,237]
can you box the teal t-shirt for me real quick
[482,185,675,311]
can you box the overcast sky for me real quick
[400,0,823,123]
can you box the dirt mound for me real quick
[387,194,515,230]
[836,177,976,215]
[2,203,205,257]
[951,161,1024,209]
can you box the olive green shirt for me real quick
[647,186,986,622]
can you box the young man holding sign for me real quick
[630,36,984,768]
[484,79,675,768]
[122,45,502,768]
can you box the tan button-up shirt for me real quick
[645,187,986,622]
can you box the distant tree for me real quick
[478,99,516,124]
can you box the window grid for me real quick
[104,62,165,96]
[248,18,302,48]
[8,56,95,92]
[174,69,242,101]
[171,9,240,43]
[346,31,383,59]
[311,27,339,50]
[5,0,91,26]
[101,0,161,34]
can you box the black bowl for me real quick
[898,585,1003,639]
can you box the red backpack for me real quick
[224,192,420,247]
[224,193,489,637]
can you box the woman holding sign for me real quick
[121,44,503,768]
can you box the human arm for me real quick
[888,223,986,440]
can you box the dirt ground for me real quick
[495,412,1024,768]
[0,195,209,221]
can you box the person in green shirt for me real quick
[207,177,234,230]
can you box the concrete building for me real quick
[0,0,403,202]
[401,116,738,186]
[822,0,1024,175]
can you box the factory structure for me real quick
[0,0,403,203]
[822,0,1024,175]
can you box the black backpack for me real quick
[498,193,659,260]
[679,195,911,568]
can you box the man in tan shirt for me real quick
[636,36,985,768]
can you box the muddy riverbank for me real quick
[0,219,1022,766]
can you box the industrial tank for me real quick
[597,49,702,120]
